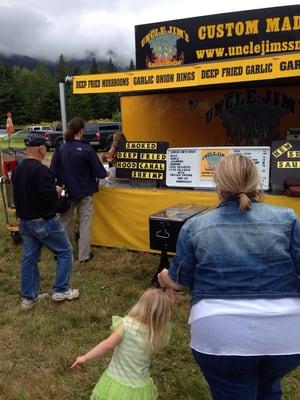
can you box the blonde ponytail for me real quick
[214,155,263,212]
[237,192,252,212]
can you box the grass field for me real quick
[0,152,299,399]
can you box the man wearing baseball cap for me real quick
[12,134,79,309]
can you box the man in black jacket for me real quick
[12,134,79,309]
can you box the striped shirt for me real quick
[107,316,153,388]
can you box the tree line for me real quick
[0,54,135,126]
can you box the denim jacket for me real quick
[168,200,300,305]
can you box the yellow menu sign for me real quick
[73,53,300,94]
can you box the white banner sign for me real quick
[166,146,270,190]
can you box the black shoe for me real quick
[79,253,95,263]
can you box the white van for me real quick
[28,125,52,131]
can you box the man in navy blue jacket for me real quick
[50,117,108,262]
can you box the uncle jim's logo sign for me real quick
[135,5,300,69]
[201,150,229,177]
[204,88,299,146]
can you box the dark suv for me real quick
[85,122,121,151]
[45,125,101,150]
[7,129,52,150]
[46,122,121,151]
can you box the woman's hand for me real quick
[56,185,63,196]
[158,268,183,291]
[71,355,87,369]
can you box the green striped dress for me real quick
[90,316,158,400]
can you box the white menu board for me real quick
[166,147,270,190]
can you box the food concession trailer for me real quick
[73,5,300,252]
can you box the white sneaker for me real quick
[21,293,49,310]
[52,288,79,302]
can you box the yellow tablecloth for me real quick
[92,187,300,252]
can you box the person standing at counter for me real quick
[50,117,108,263]
[102,131,126,178]
[103,131,126,167]
[158,154,300,400]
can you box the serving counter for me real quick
[91,186,300,253]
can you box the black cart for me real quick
[149,203,209,285]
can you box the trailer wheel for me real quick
[11,231,22,244]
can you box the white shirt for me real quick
[189,298,300,356]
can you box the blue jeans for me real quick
[192,350,300,400]
[20,216,73,300]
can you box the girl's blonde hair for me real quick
[127,288,172,351]
[214,154,263,212]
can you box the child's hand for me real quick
[165,287,175,303]
[71,355,87,369]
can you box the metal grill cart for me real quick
[149,203,208,285]
[0,148,25,243]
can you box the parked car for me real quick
[28,125,52,131]
[47,122,121,151]
[45,128,101,150]
[14,129,30,135]
[0,129,51,149]
[0,130,27,148]
[85,122,121,151]
[0,129,8,137]
[30,130,52,150]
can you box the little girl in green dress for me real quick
[71,288,173,400]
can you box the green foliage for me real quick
[89,58,100,74]
[0,55,120,125]
[112,109,121,122]
[68,93,92,121]
[107,58,116,72]
[55,54,69,83]
[129,59,135,70]
[0,81,15,121]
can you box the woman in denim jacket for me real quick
[159,154,300,400]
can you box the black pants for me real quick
[192,349,300,400]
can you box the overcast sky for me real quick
[0,0,298,65]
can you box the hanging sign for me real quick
[166,146,270,189]
[73,53,300,94]
[135,5,300,69]
[271,140,300,191]
[116,141,169,180]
